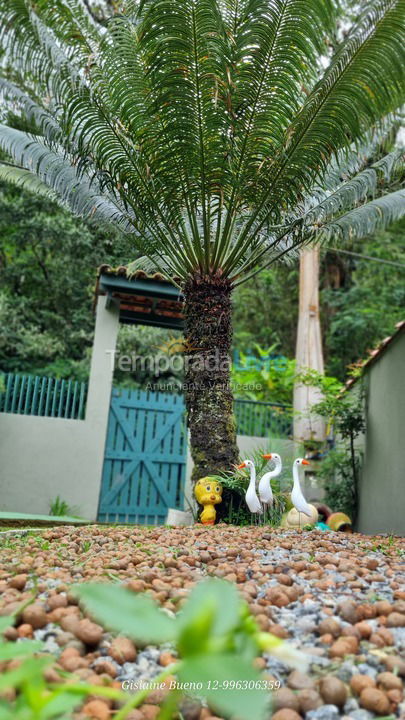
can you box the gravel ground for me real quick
[0,524,404,720]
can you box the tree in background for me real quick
[322,219,405,379]
[0,179,131,378]
[0,0,404,483]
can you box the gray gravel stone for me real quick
[356,663,378,678]
[306,704,340,720]
[349,711,374,720]
[344,697,359,713]
[336,661,356,683]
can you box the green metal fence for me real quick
[0,373,88,420]
[234,399,292,438]
[0,372,291,436]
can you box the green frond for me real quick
[0,0,404,285]
[305,149,405,225]
[0,125,134,231]
[318,188,405,243]
[222,0,337,188]
[0,78,61,144]
[320,117,401,191]
[0,162,59,201]
[269,0,405,206]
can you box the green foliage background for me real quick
[0,179,404,390]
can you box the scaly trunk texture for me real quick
[184,274,239,502]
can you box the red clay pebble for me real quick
[265,587,290,607]
[287,671,314,690]
[17,623,33,638]
[297,689,322,713]
[9,574,27,590]
[319,676,348,707]
[382,655,405,676]
[338,600,357,624]
[3,626,18,641]
[387,688,403,706]
[355,621,372,638]
[329,637,357,658]
[375,600,393,616]
[60,614,80,633]
[158,651,176,667]
[21,603,48,629]
[139,704,160,720]
[48,594,68,610]
[94,660,116,678]
[109,636,137,663]
[359,687,391,715]
[74,619,103,646]
[82,699,111,719]
[318,617,341,637]
[272,688,300,712]
[376,672,403,691]
[272,710,303,720]
[350,675,376,695]
[59,648,87,672]
[386,611,405,627]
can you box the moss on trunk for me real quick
[183,273,239,503]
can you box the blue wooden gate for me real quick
[98,388,187,524]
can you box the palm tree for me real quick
[0,0,404,486]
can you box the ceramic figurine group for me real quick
[237,454,318,527]
[194,454,352,531]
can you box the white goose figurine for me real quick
[291,458,312,517]
[237,459,262,515]
[259,453,282,505]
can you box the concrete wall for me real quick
[355,331,405,536]
[0,297,119,520]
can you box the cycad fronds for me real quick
[319,188,405,243]
[0,125,135,231]
[0,162,58,201]
[0,0,404,283]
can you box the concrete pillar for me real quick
[293,247,326,444]
[83,295,120,519]
[86,295,120,426]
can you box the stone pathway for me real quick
[0,525,404,719]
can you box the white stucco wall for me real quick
[355,331,405,536]
[0,296,119,520]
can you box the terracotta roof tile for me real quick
[97,264,182,285]
[345,320,405,390]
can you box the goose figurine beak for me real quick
[301,459,310,466]
[237,462,247,469]
[262,454,273,460]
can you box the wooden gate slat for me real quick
[98,388,187,523]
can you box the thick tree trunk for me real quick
[183,273,239,495]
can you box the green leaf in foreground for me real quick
[178,654,269,720]
[0,640,43,661]
[75,584,177,644]
[40,692,83,719]
[177,578,240,637]
[0,617,13,633]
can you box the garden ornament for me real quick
[291,458,313,517]
[260,453,282,505]
[237,459,263,516]
[327,512,352,532]
[314,503,333,522]
[281,505,319,529]
[315,521,331,531]
[194,477,223,525]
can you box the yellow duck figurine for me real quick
[194,477,223,525]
